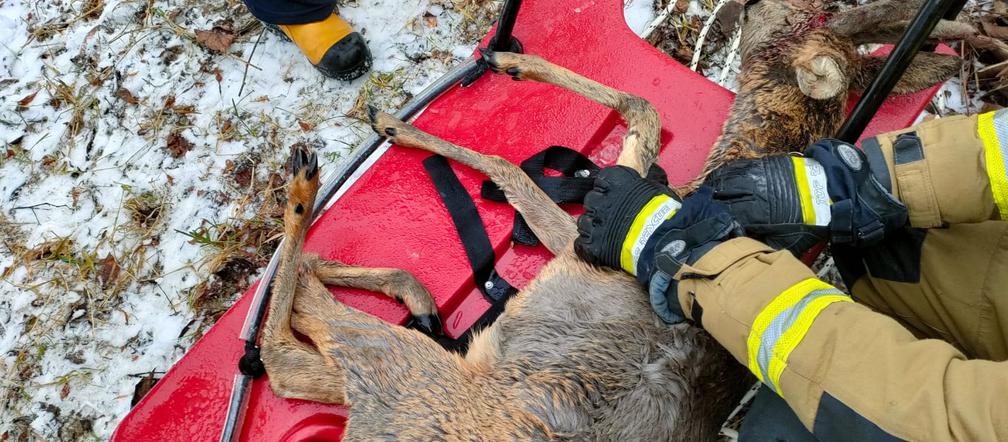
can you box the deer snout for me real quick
[795,55,846,100]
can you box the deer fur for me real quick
[687,0,974,192]
[260,1,972,439]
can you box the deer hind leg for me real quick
[288,266,467,401]
[479,49,662,176]
[367,107,577,254]
[300,253,443,336]
[261,145,348,404]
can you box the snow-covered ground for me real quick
[0,0,500,438]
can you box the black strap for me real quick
[422,155,519,352]
[422,148,667,351]
[482,146,668,245]
[482,146,600,245]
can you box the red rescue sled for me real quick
[114,0,947,439]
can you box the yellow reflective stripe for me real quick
[977,111,1008,219]
[747,278,829,383]
[765,294,851,394]
[792,157,817,225]
[619,195,680,274]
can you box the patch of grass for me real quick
[123,189,167,229]
[182,170,286,321]
[346,68,411,121]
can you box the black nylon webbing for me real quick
[422,155,518,352]
[482,146,599,245]
[482,146,668,245]
[421,148,667,352]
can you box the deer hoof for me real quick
[291,145,319,180]
[412,314,444,337]
[795,55,845,100]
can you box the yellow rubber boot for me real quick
[276,14,372,81]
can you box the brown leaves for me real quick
[97,253,120,289]
[166,132,194,158]
[60,382,71,400]
[130,372,160,408]
[195,27,236,54]
[115,87,139,105]
[17,91,38,109]
[424,12,438,28]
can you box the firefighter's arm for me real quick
[675,237,1008,441]
[864,111,1008,227]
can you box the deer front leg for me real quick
[301,253,443,336]
[368,107,577,254]
[479,49,662,176]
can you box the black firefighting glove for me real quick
[804,139,908,247]
[704,155,832,256]
[574,166,742,323]
[705,140,907,253]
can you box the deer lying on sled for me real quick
[261,0,972,439]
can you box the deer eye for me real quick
[744,0,763,9]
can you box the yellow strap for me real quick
[977,112,1008,220]
[747,278,828,383]
[619,195,679,274]
[279,15,354,65]
[766,294,851,394]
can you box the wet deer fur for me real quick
[261,1,971,440]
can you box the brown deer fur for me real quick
[260,1,971,440]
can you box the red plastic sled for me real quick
[114,0,947,439]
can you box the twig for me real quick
[238,28,265,98]
[690,0,733,71]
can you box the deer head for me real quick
[682,0,975,192]
[739,0,974,100]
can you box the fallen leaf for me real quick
[60,382,71,400]
[674,0,689,13]
[214,67,223,82]
[130,372,160,408]
[163,95,176,110]
[424,12,438,28]
[17,90,38,108]
[298,119,314,131]
[166,132,194,158]
[195,28,236,54]
[115,87,139,105]
[97,253,120,288]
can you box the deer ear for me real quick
[794,55,847,100]
[853,52,960,94]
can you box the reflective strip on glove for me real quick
[791,156,832,226]
[976,110,1008,220]
[747,277,851,394]
[620,194,681,275]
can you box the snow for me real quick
[0,0,498,438]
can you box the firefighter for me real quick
[574,111,1008,441]
[243,0,372,80]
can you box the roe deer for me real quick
[687,0,974,192]
[260,1,971,439]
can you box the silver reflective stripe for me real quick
[755,288,847,385]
